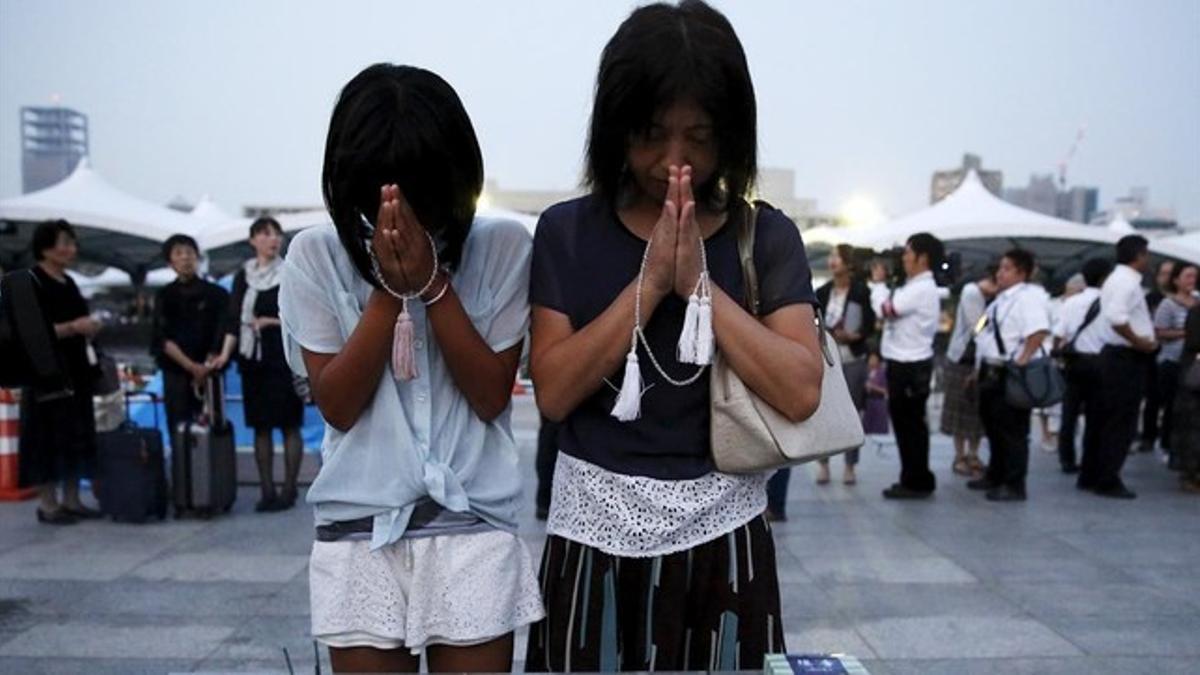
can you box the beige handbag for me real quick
[709,203,866,473]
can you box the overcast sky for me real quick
[1,0,1197,225]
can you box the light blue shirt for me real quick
[278,217,533,549]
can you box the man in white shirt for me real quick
[875,233,943,499]
[968,249,1051,501]
[1052,258,1112,474]
[1081,235,1157,499]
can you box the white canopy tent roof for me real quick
[805,170,1120,251]
[0,158,198,277]
[1148,230,1200,265]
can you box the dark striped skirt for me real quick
[524,514,786,672]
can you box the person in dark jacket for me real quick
[226,217,305,512]
[18,220,104,525]
[152,234,236,457]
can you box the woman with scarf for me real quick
[228,216,305,512]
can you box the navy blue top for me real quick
[530,194,817,480]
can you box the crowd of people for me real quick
[3,1,1196,673]
[12,216,305,525]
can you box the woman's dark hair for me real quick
[1002,248,1036,278]
[249,216,283,238]
[162,233,200,260]
[906,232,944,269]
[1166,262,1198,294]
[322,63,483,283]
[834,244,859,279]
[1080,257,1112,288]
[1115,234,1149,265]
[585,0,756,208]
[31,220,76,261]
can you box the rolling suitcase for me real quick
[171,375,237,518]
[94,393,169,523]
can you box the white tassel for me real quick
[695,293,714,364]
[677,292,701,363]
[611,340,644,421]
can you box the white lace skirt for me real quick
[309,529,545,652]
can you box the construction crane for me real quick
[1057,124,1087,189]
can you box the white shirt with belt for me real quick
[1053,287,1105,355]
[976,282,1051,364]
[1099,264,1154,348]
[877,271,940,363]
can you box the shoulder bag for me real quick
[710,203,865,473]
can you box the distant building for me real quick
[1057,186,1099,224]
[21,106,89,193]
[1005,173,1098,224]
[1091,186,1178,233]
[931,154,1003,203]
[1004,174,1058,217]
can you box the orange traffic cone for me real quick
[0,388,35,501]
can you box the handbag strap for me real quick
[1065,298,1101,351]
[736,200,761,317]
[735,201,833,366]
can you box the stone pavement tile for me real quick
[777,532,942,561]
[998,581,1200,619]
[0,656,198,674]
[912,531,1087,562]
[257,577,311,617]
[0,580,103,628]
[951,553,1134,585]
[1124,564,1200,598]
[855,616,1082,660]
[769,514,902,536]
[783,618,876,659]
[0,621,235,659]
[1039,615,1200,657]
[129,552,309,583]
[820,583,1023,619]
[774,552,816,584]
[201,614,313,662]
[1054,531,1200,566]
[188,661,294,675]
[801,556,977,585]
[68,580,281,618]
[0,545,155,582]
[777,582,841,621]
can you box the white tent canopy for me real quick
[805,170,1119,251]
[0,157,197,242]
[1149,230,1200,265]
[0,158,198,276]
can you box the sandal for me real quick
[815,463,831,485]
[966,455,985,474]
[952,457,973,477]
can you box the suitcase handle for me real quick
[121,390,161,429]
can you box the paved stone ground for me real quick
[1,394,1198,674]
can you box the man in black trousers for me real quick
[875,233,944,500]
[1081,235,1157,499]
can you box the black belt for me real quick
[315,517,373,542]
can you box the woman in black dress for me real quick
[18,220,104,524]
[228,217,305,511]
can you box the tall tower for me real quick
[21,106,89,193]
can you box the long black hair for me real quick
[585,0,757,209]
[322,64,483,284]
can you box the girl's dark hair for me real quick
[31,219,76,261]
[322,63,483,283]
[586,0,756,208]
[1166,262,1198,294]
[249,216,283,238]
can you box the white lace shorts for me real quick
[309,529,545,653]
